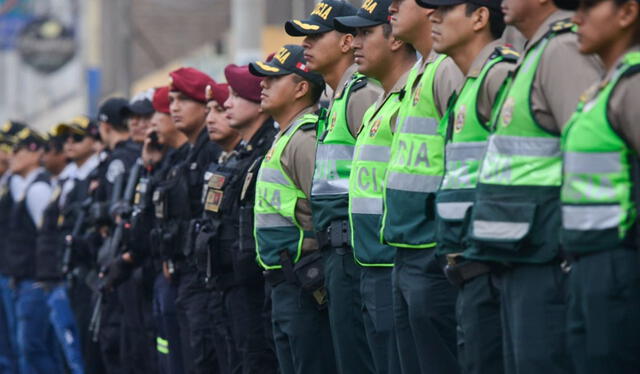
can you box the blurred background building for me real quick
[0,0,360,130]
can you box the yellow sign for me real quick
[311,2,333,20]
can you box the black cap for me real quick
[11,127,46,151]
[551,0,578,10]
[416,0,501,10]
[249,45,325,88]
[54,115,100,140]
[98,97,129,129]
[334,0,392,33]
[1,120,28,137]
[122,98,155,117]
[285,1,358,36]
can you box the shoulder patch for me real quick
[106,159,125,184]
[549,19,575,34]
[492,46,520,63]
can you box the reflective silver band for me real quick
[385,172,442,193]
[255,213,295,228]
[350,197,383,215]
[564,151,621,174]
[311,178,350,196]
[258,168,291,186]
[445,141,487,162]
[473,220,530,240]
[562,205,621,231]
[487,135,560,157]
[315,143,355,162]
[400,117,439,135]
[358,145,391,163]
[437,201,473,220]
[442,163,475,189]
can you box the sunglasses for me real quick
[65,133,86,143]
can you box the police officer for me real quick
[284,3,382,372]
[381,1,463,373]
[55,117,104,374]
[551,0,640,371]
[5,127,58,373]
[333,2,414,372]
[123,89,156,144]
[0,121,26,374]
[249,45,335,374]
[222,63,280,374]
[463,1,602,373]
[92,97,142,374]
[146,85,190,374]
[416,0,516,372]
[155,67,222,374]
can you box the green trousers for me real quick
[567,247,640,374]
[393,248,459,374]
[323,248,375,374]
[500,262,573,374]
[270,281,336,374]
[360,267,401,374]
[457,271,503,374]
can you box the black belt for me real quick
[316,220,351,250]
[444,254,492,287]
[263,269,287,287]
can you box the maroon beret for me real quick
[168,67,216,103]
[205,82,230,106]
[152,86,171,114]
[224,64,263,103]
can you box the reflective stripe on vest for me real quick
[254,114,317,269]
[381,55,446,248]
[349,91,400,266]
[560,51,640,246]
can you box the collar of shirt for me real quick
[602,44,640,83]
[374,68,412,110]
[58,162,77,181]
[467,39,505,78]
[10,167,44,201]
[280,106,317,138]
[415,50,439,75]
[76,153,100,180]
[524,10,574,56]
[333,64,359,100]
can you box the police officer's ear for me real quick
[340,32,354,54]
[470,6,491,32]
[292,76,311,101]
[618,0,640,31]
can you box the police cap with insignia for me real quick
[334,0,392,33]
[416,0,501,10]
[54,115,100,140]
[11,127,46,152]
[204,81,230,106]
[224,64,263,103]
[152,86,171,114]
[98,97,129,131]
[169,67,217,103]
[1,120,28,137]
[285,0,358,36]
[122,88,156,118]
[550,0,578,10]
[249,45,325,88]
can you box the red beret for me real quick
[205,82,230,106]
[168,67,216,103]
[224,64,263,103]
[152,86,171,114]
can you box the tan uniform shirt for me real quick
[330,64,384,137]
[472,39,517,123]
[606,45,640,154]
[279,106,318,250]
[377,68,413,133]
[416,51,464,117]
[526,10,603,133]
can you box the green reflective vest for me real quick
[349,91,401,266]
[311,73,367,231]
[436,47,518,254]
[561,51,640,253]
[254,113,318,270]
[467,20,574,263]
[381,55,446,248]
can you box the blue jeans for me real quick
[0,275,18,374]
[15,280,85,374]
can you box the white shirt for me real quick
[10,168,52,228]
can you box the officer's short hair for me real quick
[381,23,416,56]
[292,75,324,105]
[465,4,506,40]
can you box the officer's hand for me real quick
[100,258,132,291]
[143,128,164,167]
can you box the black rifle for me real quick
[61,197,92,280]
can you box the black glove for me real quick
[100,257,132,291]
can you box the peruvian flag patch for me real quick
[296,62,309,72]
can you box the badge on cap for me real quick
[296,62,309,73]
[205,85,214,101]
[275,47,291,65]
[311,2,332,20]
[362,0,378,13]
[1,122,10,132]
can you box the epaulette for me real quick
[300,122,317,131]
[491,45,520,63]
[350,76,368,93]
[549,19,575,34]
